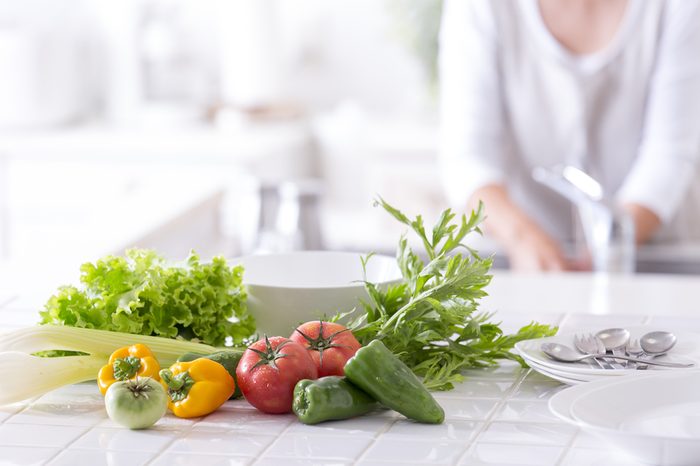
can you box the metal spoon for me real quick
[596,328,631,349]
[625,338,644,370]
[640,331,677,356]
[540,342,693,368]
[596,328,630,369]
[636,331,676,370]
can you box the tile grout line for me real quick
[540,311,583,465]
[555,312,571,329]
[39,423,93,464]
[554,427,582,466]
[344,368,529,466]
[350,415,399,465]
[143,421,200,466]
[248,416,296,465]
[0,394,43,427]
[453,366,530,464]
[0,407,24,427]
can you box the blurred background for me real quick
[1,0,698,279]
[0,0,445,270]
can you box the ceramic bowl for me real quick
[237,251,401,336]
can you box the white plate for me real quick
[531,366,587,385]
[521,354,591,385]
[549,372,700,466]
[521,350,658,384]
[548,375,652,423]
[571,371,700,437]
[515,326,699,377]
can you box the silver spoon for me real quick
[596,328,630,369]
[625,338,644,370]
[640,331,677,357]
[540,342,693,368]
[636,331,676,370]
[596,328,631,349]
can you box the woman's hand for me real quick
[468,184,574,272]
[621,202,661,245]
[504,218,570,272]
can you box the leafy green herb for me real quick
[39,249,255,347]
[344,198,557,391]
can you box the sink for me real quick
[486,241,700,275]
[635,243,700,274]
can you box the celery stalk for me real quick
[0,325,218,366]
[0,352,103,405]
[0,325,221,405]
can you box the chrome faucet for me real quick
[254,179,324,253]
[533,165,635,273]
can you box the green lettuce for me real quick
[39,249,255,347]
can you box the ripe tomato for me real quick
[236,336,318,414]
[289,321,361,377]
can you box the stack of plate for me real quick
[550,371,700,465]
[514,326,699,385]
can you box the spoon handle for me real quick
[583,354,692,368]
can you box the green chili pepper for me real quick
[293,376,378,424]
[344,339,445,424]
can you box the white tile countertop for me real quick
[3,271,699,466]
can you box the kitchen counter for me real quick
[2,271,698,465]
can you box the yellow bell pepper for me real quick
[98,344,161,395]
[159,359,235,418]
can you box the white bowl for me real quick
[237,251,402,336]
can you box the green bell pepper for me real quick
[344,339,445,424]
[293,376,378,424]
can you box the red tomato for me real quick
[289,321,362,377]
[236,336,318,414]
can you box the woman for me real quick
[439,0,700,271]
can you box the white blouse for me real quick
[439,0,700,243]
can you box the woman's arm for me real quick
[439,0,507,209]
[616,1,700,242]
[439,1,572,271]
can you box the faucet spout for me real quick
[532,165,635,273]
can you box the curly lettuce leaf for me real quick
[39,249,254,347]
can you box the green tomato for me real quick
[105,378,168,429]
